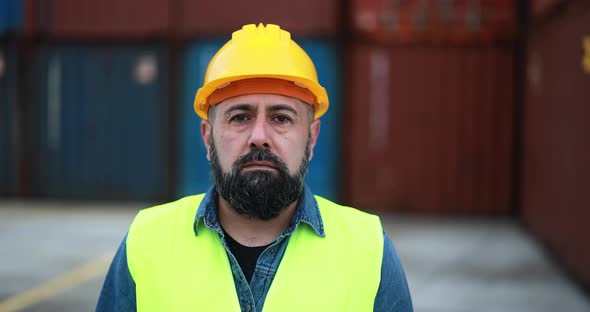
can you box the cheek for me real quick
[277,133,309,174]
[214,133,247,170]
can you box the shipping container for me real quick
[0,44,18,195]
[177,39,342,201]
[0,0,22,35]
[299,40,343,201]
[29,45,170,201]
[24,0,171,39]
[351,0,516,44]
[344,44,514,214]
[176,40,220,198]
[23,0,340,39]
[522,1,590,287]
[530,0,565,22]
[178,0,340,38]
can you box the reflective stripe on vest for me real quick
[127,194,384,311]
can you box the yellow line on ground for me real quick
[0,254,112,312]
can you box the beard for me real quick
[209,138,310,220]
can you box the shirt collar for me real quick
[193,184,325,238]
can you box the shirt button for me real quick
[269,248,274,253]
[245,304,252,312]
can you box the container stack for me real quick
[9,0,343,202]
[28,46,170,201]
[20,1,173,201]
[521,0,590,288]
[343,0,518,214]
[3,1,519,206]
[0,45,18,196]
[0,0,22,196]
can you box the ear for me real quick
[307,119,321,161]
[201,120,212,161]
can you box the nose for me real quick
[248,117,271,149]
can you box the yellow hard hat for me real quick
[194,23,329,120]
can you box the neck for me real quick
[217,196,298,247]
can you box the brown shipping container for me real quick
[344,44,514,214]
[178,0,340,37]
[24,0,171,38]
[530,0,564,21]
[522,2,590,286]
[351,0,516,44]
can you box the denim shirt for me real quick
[97,185,413,312]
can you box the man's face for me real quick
[201,94,321,220]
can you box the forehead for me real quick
[214,94,308,114]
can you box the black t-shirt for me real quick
[223,230,272,284]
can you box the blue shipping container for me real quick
[177,39,342,201]
[30,45,169,201]
[0,44,17,195]
[0,0,22,34]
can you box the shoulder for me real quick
[375,233,414,311]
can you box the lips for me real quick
[241,161,278,171]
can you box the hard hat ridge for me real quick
[233,24,291,46]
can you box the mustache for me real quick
[232,148,288,173]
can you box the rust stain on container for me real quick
[344,44,514,214]
[522,1,590,287]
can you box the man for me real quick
[97,23,412,312]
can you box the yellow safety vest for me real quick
[126,194,384,311]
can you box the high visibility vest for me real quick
[127,194,384,311]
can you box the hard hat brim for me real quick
[194,75,329,120]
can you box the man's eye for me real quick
[273,115,292,124]
[229,114,250,123]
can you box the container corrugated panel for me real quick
[24,0,170,38]
[522,2,590,286]
[0,44,17,195]
[178,39,342,201]
[30,45,169,201]
[344,44,514,214]
[178,0,340,38]
[0,0,22,34]
[351,0,516,43]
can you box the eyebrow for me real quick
[267,104,298,116]
[223,103,298,116]
[223,104,255,116]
